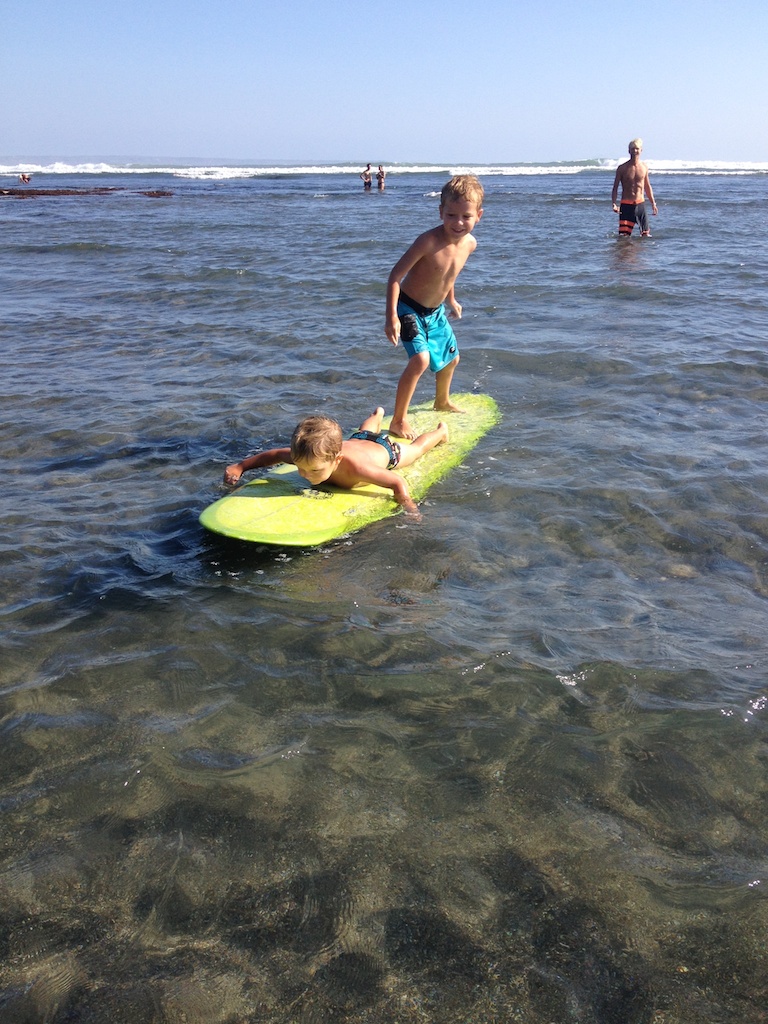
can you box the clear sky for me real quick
[3,0,766,163]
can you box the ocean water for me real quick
[1,161,767,1023]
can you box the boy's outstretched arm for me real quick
[224,447,292,485]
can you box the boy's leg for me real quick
[434,355,463,413]
[358,407,385,432]
[397,422,449,468]
[389,351,429,439]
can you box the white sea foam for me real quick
[2,158,767,179]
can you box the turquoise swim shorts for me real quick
[398,292,459,373]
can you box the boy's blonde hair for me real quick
[291,416,343,463]
[441,174,484,209]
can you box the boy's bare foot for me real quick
[388,418,416,440]
[434,399,464,414]
[436,421,449,444]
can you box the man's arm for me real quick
[611,166,622,211]
[644,168,658,214]
[224,447,292,485]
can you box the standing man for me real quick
[611,138,657,237]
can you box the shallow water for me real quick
[1,169,767,1022]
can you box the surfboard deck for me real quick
[199,393,499,546]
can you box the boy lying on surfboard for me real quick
[224,407,448,516]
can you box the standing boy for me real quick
[385,174,484,439]
[611,138,658,237]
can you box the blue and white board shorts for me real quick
[398,292,459,373]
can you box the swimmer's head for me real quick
[629,138,643,153]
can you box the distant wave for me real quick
[2,159,767,179]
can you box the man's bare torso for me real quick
[616,158,649,203]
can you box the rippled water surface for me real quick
[1,170,768,1022]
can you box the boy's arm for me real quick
[387,474,418,515]
[333,461,419,515]
[385,234,433,345]
[445,232,477,318]
[445,283,461,320]
[224,447,293,485]
[375,470,420,515]
[385,275,403,345]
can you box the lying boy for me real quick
[385,174,484,439]
[224,407,448,515]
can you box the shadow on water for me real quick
[199,530,310,576]
[2,603,767,1024]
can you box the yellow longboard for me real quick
[199,393,499,546]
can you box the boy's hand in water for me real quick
[224,463,244,486]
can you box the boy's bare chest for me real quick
[426,239,471,276]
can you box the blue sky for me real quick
[3,0,766,162]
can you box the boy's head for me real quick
[439,174,484,235]
[440,174,484,213]
[291,416,343,484]
[628,138,643,154]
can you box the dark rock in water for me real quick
[54,983,158,1024]
[223,870,345,956]
[528,898,653,1023]
[311,952,384,1010]
[488,849,653,1022]
[385,907,486,983]
[0,187,172,199]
